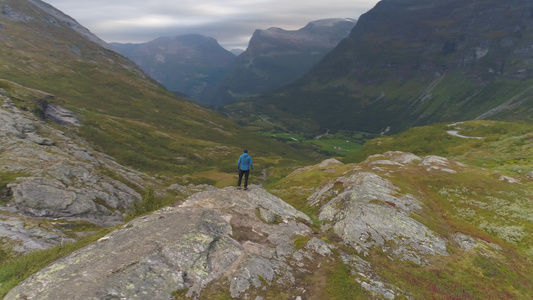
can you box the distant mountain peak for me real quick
[111,34,237,102]
[212,18,357,105]
[241,0,533,134]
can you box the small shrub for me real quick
[293,235,311,251]
[128,186,160,219]
[479,222,526,244]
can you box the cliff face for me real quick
[324,0,533,83]
[212,19,356,105]
[241,0,533,134]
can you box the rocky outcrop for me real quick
[27,0,113,50]
[309,170,448,265]
[5,186,314,299]
[0,95,147,225]
[6,184,406,299]
[0,209,75,253]
[0,90,161,257]
[7,151,532,299]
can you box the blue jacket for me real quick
[237,153,253,171]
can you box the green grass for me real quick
[262,120,533,298]
[344,120,533,175]
[0,172,27,191]
[322,259,367,299]
[0,12,326,187]
[259,131,368,156]
[0,227,113,298]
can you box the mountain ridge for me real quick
[227,0,533,134]
[111,34,237,102]
[209,18,357,105]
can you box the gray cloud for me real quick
[45,0,380,50]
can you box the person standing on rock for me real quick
[237,149,253,190]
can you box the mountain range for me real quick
[211,18,357,105]
[226,0,533,134]
[110,34,237,103]
[111,18,356,106]
[1,0,532,299]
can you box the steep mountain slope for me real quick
[230,0,533,134]
[111,35,237,103]
[0,0,323,182]
[0,0,324,256]
[212,18,356,105]
[0,0,324,286]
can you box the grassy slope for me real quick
[344,120,533,175]
[2,1,532,297]
[0,1,324,186]
[264,120,533,299]
[224,71,533,137]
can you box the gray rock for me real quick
[9,177,95,217]
[6,207,240,300]
[384,151,421,164]
[419,155,449,166]
[6,187,318,299]
[318,158,343,167]
[310,171,448,264]
[304,237,333,257]
[499,175,520,184]
[0,216,73,254]
[453,233,479,251]
[43,103,80,126]
[0,92,148,250]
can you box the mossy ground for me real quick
[263,120,533,298]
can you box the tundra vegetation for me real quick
[2,118,532,299]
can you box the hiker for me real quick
[237,149,253,190]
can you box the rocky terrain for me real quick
[0,83,155,256]
[1,1,532,299]
[6,151,532,299]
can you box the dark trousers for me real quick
[238,169,250,188]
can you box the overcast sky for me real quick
[44,0,380,50]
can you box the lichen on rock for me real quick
[310,169,448,264]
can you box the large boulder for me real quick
[4,186,321,299]
[307,152,450,265]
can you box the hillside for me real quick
[0,0,323,277]
[225,0,533,134]
[111,35,237,103]
[212,18,356,105]
[0,0,323,182]
[6,127,533,298]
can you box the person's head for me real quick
[243,149,248,153]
